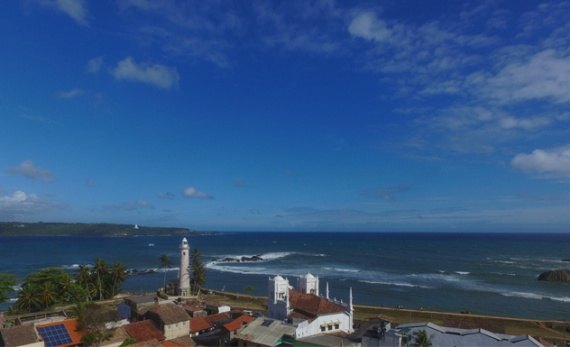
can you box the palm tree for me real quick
[39,282,57,309]
[15,284,41,312]
[190,249,206,295]
[94,259,108,301]
[110,263,127,297]
[159,254,172,291]
[77,265,91,289]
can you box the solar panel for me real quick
[37,324,72,347]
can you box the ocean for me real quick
[0,232,569,320]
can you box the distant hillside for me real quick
[0,222,192,237]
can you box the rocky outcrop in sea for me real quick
[537,269,570,282]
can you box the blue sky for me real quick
[1,0,570,232]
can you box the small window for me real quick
[320,326,326,332]
[327,325,333,331]
[334,323,339,329]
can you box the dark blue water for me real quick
[1,232,569,320]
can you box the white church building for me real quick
[268,273,354,339]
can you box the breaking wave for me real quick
[360,280,432,289]
[501,292,570,303]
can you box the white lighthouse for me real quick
[179,237,191,297]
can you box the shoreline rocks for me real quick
[537,269,570,282]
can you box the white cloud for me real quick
[183,186,212,199]
[42,0,88,26]
[0,190,59,218]
[87,57,103,73]
[8,161,55,182]
[486,50,570,104]
[57,88,84,99]
[112,57,180,89]
[512,145,570,179]
[0,190,38,204]
[348,11,392,42]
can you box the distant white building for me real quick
[179,238,191,297]
[267,273,354,339]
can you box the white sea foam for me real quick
[323,267,359,273]
[501,291,570,303]
[61,264,81,270]
[361,280,432,289]
[455,271,470,275]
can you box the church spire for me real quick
[349,287,354,333]
[326,282,329,299]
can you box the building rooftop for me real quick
[235,318,296,347]
[125,295,159,305]
[189,316,211,334]
[223,314,255,332]
[288,290,345,319]
[124,320,165,342]
[0,324,41,346]
[36,318,84,347]
[394,322,543,347]
[146,304,190,325]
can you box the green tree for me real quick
[75,303,114,347]
[0,273,17,304]
[94,259,108,301]
[39,282,57,309]
[110,263,127,298]
[412,330,432,347]
[13,268,77,312]
[159,254,172,291]
[190,248,206,295]
[14,284,41,313]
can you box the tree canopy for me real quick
[0,273,17,304]
[191,248,206,295]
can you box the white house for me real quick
[267,273,354,339]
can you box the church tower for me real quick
[268,275,290,320]
[298,273,319,295]
[179,237,191,297]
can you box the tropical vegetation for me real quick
[0,273,17,304]
[9,259,127,314]
[190,248,206,295]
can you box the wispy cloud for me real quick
[0,190,60,218]
[157,191,176,200]
[363,186,410,203]
[87,56,103,74]
[183,186,212,199]
[57,88,84,99]
[8,160,55,182]
[104,199,155,212]
[112,57,179,89]
[483,50,570,104]
[512,145,570,180]
[41,0,89,26]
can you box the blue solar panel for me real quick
[37,324,72,347]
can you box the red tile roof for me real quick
[203,312,231,325]
[189,317,211,333]
[223,315,255,332]
[124,320,165,342]
[288,290,345,318]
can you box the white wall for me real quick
[164,321,190,340]
[294,312,350,338]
